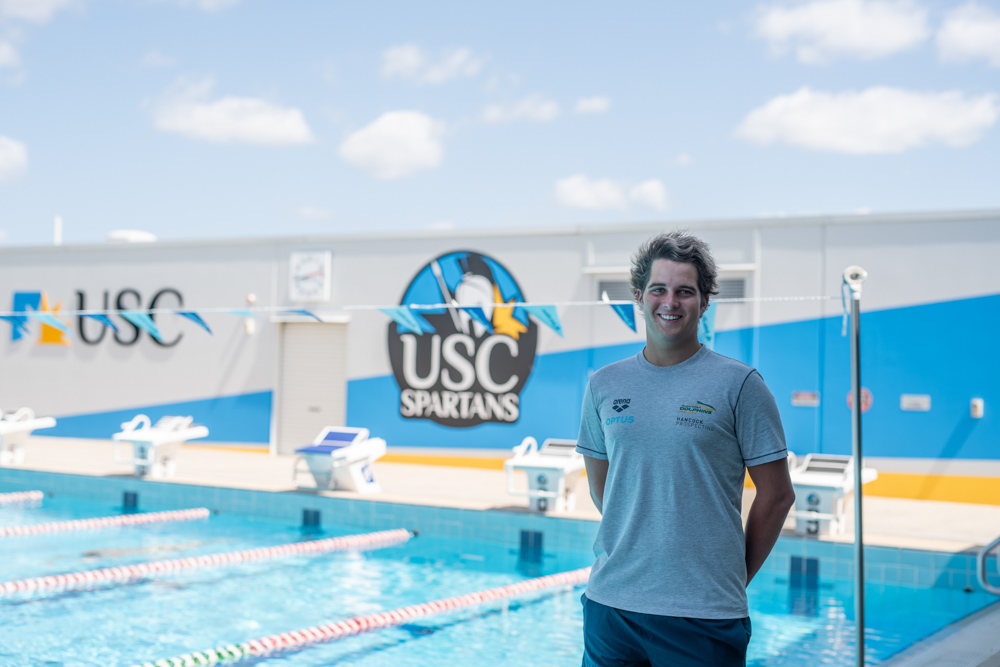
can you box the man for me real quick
[576,232,795,667]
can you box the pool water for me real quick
[1,494,996,666]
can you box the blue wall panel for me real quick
[46,391,273,443]
[349,293,999,459]
[42,293,998,459]
[347,341,643,449]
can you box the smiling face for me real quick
[637,258,708,365]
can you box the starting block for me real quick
[0,408,57,466]
[505,437,584,512]
[788,453,878,536]
[292,426,386,493]
[113,414,209,478]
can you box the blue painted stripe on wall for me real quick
[348,293,1000,459]
[346,341,645,450]
[40,293,999,458]
[46,391,273,443]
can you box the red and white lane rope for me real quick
[0,490,44,505]
[0,528,412,595]
[0,507,210,538]
[134,566,591,667]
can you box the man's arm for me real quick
[583,455,609,515]
[745,458,795,586]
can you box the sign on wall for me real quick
[387,251,538,427]
[289,251,332,302]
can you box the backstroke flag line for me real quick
[700,301,717,350]
[522,304,563,337]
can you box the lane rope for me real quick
[0,490,44,505]
[0,507,210,538]
[134,566,591,667]
[0,528,413,595]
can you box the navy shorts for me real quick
[581,594,752,667]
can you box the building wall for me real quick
[1,212,997,466]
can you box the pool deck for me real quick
[11,436,1000,556]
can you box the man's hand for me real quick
[583,456,609,515]
[745,457,795,586]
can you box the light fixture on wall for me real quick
[245,293,257,335]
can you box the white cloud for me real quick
[381,45,423,78]
[0,41,20,70]
[152,79,314,146]
[164,0,241,12]
[0,0,74,23]
[674,153,693,166]
[555,175,627,210]
[296,205,334,220]
[483,95,560,123]
[140,50,175,68]
[381,44,482,84]
[0,136,28,182]
[937,3,1000,68]
[554,175,669,212]
[755,0,929,64]
[575,96,611,114]
[736,87,1000,154]
[339,110,444,180]
[629,180,669,211]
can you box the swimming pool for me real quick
[1,470,997,666]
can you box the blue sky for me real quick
[2,0,999,245]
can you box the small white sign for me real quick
[792,391,820,408]
[289,251,332,302]
[900,394,931,412]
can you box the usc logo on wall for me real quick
[387,251,537,428]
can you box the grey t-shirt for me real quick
[576,345,787,619]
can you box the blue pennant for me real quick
[177,311,212,334]
[284,309,324,322]
[120,311,163,342]
[610,303,636,332]
[459,306,493,333]
[522,304,563,337]
[699,301,717,350]
[0,315,30,336]
[80,313,120,333]
[380,306,435,335]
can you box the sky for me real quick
[1,0,1000,246]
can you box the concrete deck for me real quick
[9,436,1000,555]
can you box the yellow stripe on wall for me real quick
[746,471,1000,506]
[863,472,1000,506]
[381,454,508,470]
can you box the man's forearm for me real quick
[589,487,603,515]
[583,456,608,516]
[744,492,794,585]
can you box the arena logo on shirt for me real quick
[611,398,630,412]
[388,251,537,428]
[679,401,716,415]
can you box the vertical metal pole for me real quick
[844,266,867,667]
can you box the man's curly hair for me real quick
[630,232,718,302]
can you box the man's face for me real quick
[637,259,708,349]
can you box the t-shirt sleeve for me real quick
[735,370,787,467]
[575,380,607,460]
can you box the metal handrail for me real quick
[977,534,1000,595]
